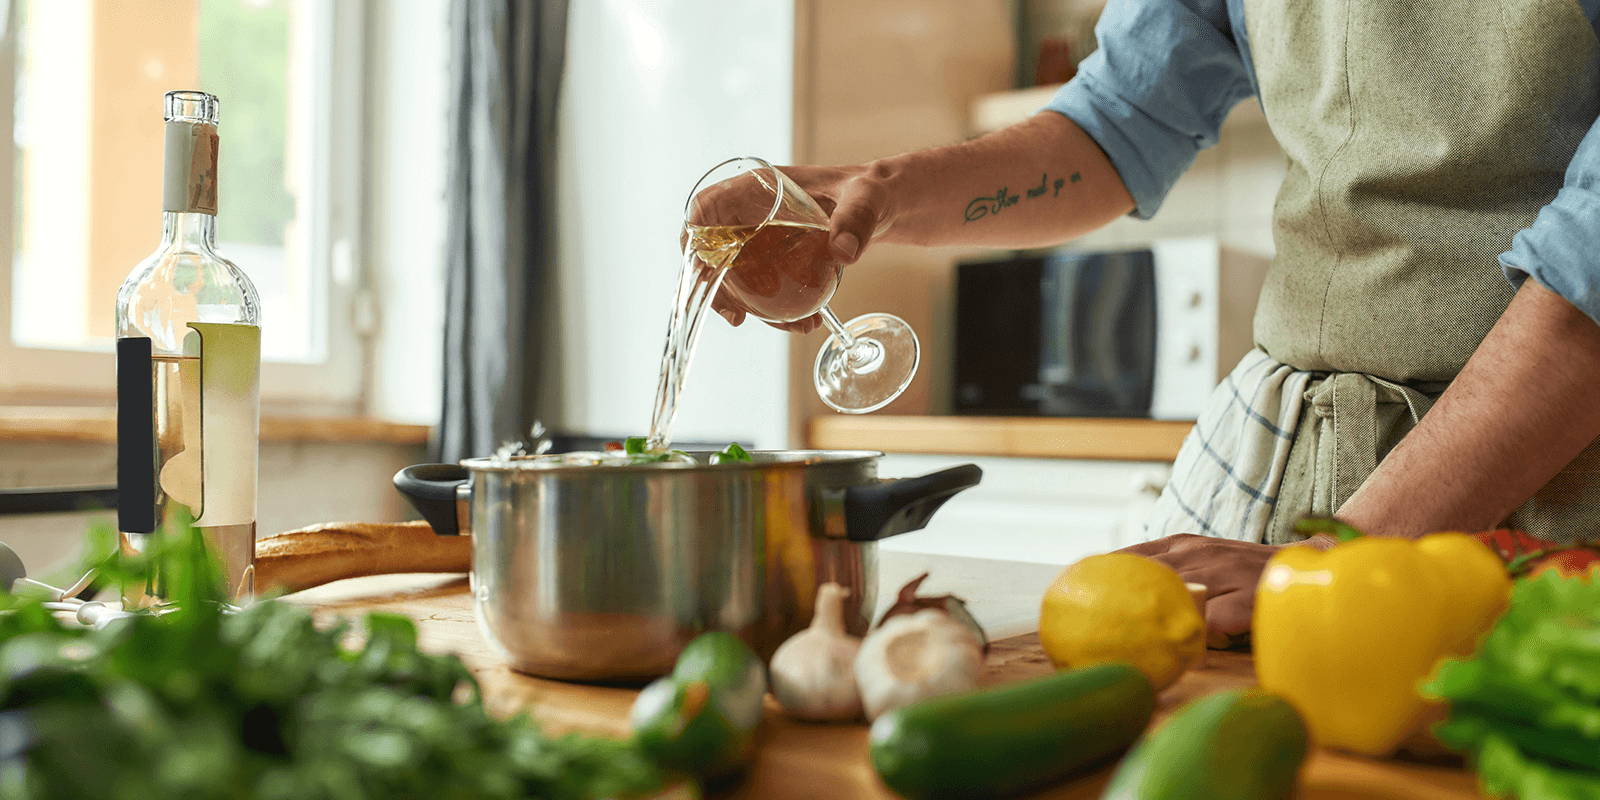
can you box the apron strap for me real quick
[1310,373,1436,511]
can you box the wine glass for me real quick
[685,156,919,414]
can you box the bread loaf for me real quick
[254,521,470,595]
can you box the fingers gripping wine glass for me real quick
[685,157,919,414]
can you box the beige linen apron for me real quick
[1152,0,1600,544]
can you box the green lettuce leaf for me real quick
[1474,729,1600,800]
[1425,571,1600,797]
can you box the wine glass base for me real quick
[814,312,920,414]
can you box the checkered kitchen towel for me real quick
[1146,349,1313,543]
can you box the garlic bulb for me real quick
[876,572,989,652]
[769,583,863,721]
[855,608,984,720]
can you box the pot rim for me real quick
[458,449,885,474]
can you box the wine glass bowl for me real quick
[683,158,841,322]
[716,222,842,322]
[683,157,921,415]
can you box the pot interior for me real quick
[459,449,884,473]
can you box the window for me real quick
[0,0,365,408]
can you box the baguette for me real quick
[254,521,470,595]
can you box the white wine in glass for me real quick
[684,157,920,415]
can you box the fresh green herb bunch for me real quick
[0,518,663,800]
[620,438,752,465]
[1423,571,1600,799]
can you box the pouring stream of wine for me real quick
[645,225,747,452]
[647,220,847,452]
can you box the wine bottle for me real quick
[115,90,261,601]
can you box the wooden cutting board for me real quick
[290,574,1485,800]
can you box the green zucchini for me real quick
[1100,689,1308,800]
[631,632,767,777]
[869,662,1155,799]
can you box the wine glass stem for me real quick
[820,306,856,347]
[820,306,886,372]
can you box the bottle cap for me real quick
[164,90,219,126]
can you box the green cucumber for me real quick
[1100,689,1308,800]
[870,662,1155,799]
[631,632,767,777]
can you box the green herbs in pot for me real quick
[615,438,752,465]
[710,442,752,465]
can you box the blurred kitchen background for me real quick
[0,0,1283,576]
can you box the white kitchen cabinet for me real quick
[876,453,1170,566]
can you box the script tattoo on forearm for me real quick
[963,171,1081,223]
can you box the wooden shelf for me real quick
[970,83,1269,135]
[0,407,431,446]
[969,83,1065,134]
[807,415,1191,462]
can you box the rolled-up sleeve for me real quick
[1043,0,1255,219]
[1501,117,1600,325]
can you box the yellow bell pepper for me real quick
[1253,533,1510,756]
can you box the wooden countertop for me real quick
[0,406,430,445]
[288,572,1483,799]
[808,415,1192,462]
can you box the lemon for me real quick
[1039,553,1205,691]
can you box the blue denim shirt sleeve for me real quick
[1501,116,1600,325]
[1041,0,1255,219]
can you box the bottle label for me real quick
[115,324,259,533]
[116,337,157,534]
[162,121,218,215]
[185,323,260,526]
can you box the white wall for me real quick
[363,0,449,426]
[550,0,794,447]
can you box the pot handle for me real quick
[393,464,469,536]
[842,464,983,542]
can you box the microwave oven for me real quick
[952,239,1267,420]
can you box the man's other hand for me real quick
[1116,534,1282,640]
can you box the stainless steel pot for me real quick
[394,451,980,681]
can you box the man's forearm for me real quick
[1337,280,1600,536]
[871,112,1134,248]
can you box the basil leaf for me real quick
[623,436,649,456]
[718,442,752,463]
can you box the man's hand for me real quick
[1115,533,1335,639]
[712,163,895,332]
[1117,535,1278,639]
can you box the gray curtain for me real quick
[437,0,568,461]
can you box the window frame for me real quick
[0,0,369,412]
